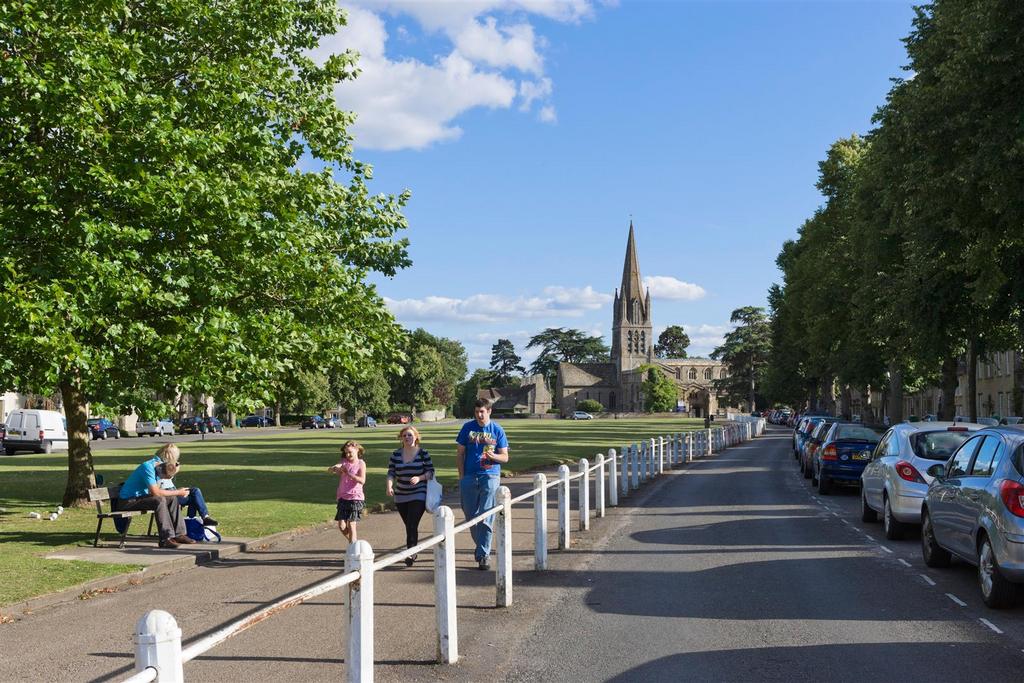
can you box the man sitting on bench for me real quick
[116,443,196,549]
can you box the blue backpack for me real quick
[185,517,221,542]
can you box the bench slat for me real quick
[87,485,121,502]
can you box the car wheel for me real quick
[978,534,1019,609]
[100,431,107,440]
[861,489,878,522]
[921,510,951,568]
[883,495,904,540]
[113,430,120,439]
[802,458,812,479]
[817,470,831,494]
[4,448,15,456]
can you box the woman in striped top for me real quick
[387,426,435,566]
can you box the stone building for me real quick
[555,224,732,417]
[477,374,552,416]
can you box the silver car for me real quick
[861,422,984,539]
[921,426,1024,608]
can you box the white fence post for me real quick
[578,458,590,532]
[558,464,571,550]
[650,438,658,476]
[631,443,639,490]
[596,453,606,518]
[433,506,458,664]
[609,449,619,506]
[533,473,548,571]
[686,432,692,462]
[133,610,184,683]
[347,540,375,683]
[707,429,713,456]
[658,436,665,474]
[496,486,513,607]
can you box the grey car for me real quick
[921,426,1024,608]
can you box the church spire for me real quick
[620,221,644,317]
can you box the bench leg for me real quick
[94,518,104,548]
[147,513,155,537]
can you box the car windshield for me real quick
[835,425,883,442]
[911,430,973,461]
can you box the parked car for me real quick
[325,417,343,428]
[137,418,175,437]
[799,418,840,478]
[977,417,1000,426]
[999,416,1022,426]
[810,423,884,495]
[88,417,121,441]
[178,416,222,434]
[386,413,411,424]
[3,409,68,454]
[921,426,1024,608]
[240,415,273,428]
[301,415,327,429]
[357,415,378,428]
[570,411,595,420]
[793,416,825,460]
[861,422,984,539]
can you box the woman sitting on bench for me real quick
[116,443,196,549]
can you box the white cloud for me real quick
[384,285,611,323]
[322,2,598,150]
[643,275,707,301]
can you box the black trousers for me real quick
[396,499,427,549]
[117,495,186,540]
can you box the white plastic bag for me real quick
[426,478,443,512]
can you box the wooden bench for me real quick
[88,485,156,548]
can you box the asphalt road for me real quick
[498,426,1024,681]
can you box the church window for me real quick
[704,368,713,380]
[720,369,727,379]
[688,368,697,380]
[639,331,645,352]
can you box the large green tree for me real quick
[489,339,525,385]
[0,1,410,505]
[405,329,467,412]
[712,307,771,412]
[640,366,677,413]
[654,325,690,359]
[527,327,609,389]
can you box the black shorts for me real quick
[335,499,365,522]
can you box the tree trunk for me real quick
[60,376,96,508]
[888,363,904,424]
[968,339,978,422]
[939,355,958,421]
[821,376,836,415]
[274,398,283,427]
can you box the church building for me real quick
[555,223,732,417]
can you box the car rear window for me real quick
[835,425,883,441]
[911,430,973,461]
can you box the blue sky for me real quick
[320,1,917,372]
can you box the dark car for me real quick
[87,417,120,440]
[387,413,411,425]
[179,416,222,434]
[811,422,884,494]
[202,416,225,433]
[301,415,327,429]
[800,418,841,478]
[357,416,377,428]
[240,415,272,428]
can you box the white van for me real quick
[3,409,69,455]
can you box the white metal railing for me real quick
[121,423,758,682]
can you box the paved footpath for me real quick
[0,453,653,683]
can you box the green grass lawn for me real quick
[0,417,705,607]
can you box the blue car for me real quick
[240,415,272,428]
[812,422,885,494]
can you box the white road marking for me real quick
[980,618,1003,634]
[898,559,912,568]
[880,545,893,554]
[945,593,967,607]
[831,512,840,517]
[920,574,936,586]
[840,519,851,525]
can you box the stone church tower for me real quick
[611,222,653,374]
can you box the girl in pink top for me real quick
[328,440,367,544]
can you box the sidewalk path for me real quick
[0,456,666,682]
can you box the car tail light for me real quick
[895,460,926,483]
[999,480,1024,518]
[821,445,838,461]
[39,429,45,441]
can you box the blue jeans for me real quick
[460,473,500,561]
[177,487,209,519]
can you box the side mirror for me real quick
[926,463,946,479]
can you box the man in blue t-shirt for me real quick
[116,444,194,548]
[456,398,509,570]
